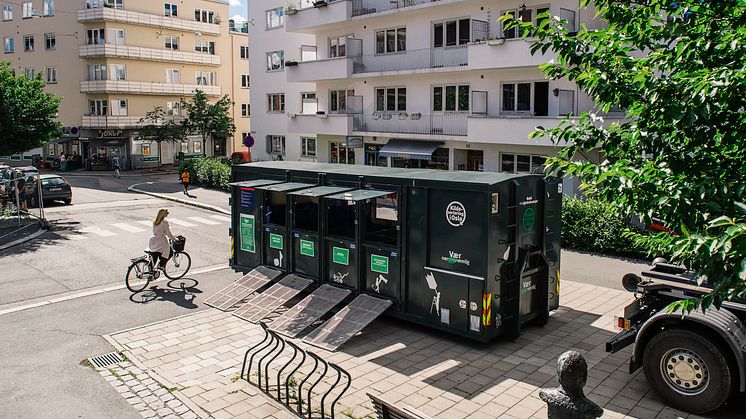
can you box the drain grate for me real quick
[87,352,125,370]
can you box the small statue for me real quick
[539,350,604,419]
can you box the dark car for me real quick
[26,174,72,207]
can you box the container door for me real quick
[235,187,261,270]
[423,269,469,332]
[293,232,319,278]
[326,239,358,289]
[515,177,546,322]
[364,247,399,300]
[264,226,288,270]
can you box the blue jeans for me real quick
[60,161,66,171]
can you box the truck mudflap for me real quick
[631,307,746,392]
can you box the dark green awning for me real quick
[288,186,353,198]
[325,189,396,201]
[229,179,283,188]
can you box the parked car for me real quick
[25,174,72,207]
[0,166,36,196]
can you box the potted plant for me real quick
[285,4,297,15]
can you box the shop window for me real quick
[265,191,286,226]
[501,153,546,173]
[329,141,354,164]
[364,193,398,246]
[327,199,356,240]
[293,196,319,231]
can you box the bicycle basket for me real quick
[173,235,186,252]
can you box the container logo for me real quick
[332,246,350,265]
[445,201,467,227]
[522,207,536,231]
[300,239,315,257]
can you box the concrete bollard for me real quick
[539,350,604,419]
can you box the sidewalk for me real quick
[128,180,229,215]
[0,219,44,251]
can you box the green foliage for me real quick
[180,91,235,155]
[136,106,186,165]
[561,197,647,258]
[503,1,746,312]
[0,61,62,155]
[179,158,230,191]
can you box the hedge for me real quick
[561,197,648,259]
[178,158,231,191]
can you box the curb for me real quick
[0,222,45,252]
[128,183,230,215]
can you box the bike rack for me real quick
[240,321,353,419]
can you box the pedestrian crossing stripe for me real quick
[167,218,198,227]
[187,216,220,225]
[210,215,231,222]
[137,220,152,227]
[80,226,117,237]
[111,223,145,233]
[67,234,88,241]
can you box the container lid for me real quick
[325,189,396,201]
[229,179,283,188]
[288,186,353,198]
[257,182,315,192]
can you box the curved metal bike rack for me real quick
[242,323,271,381]
[306,352,329,419]
[264,330,285,393]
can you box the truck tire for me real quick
[642,328,733,414]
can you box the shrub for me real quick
[561,197,647,259]
[178,158,231,191]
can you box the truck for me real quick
[606,259,746,414]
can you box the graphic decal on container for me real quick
[372,274,388,293]
[273,251,283,267]
[426,272,440,316]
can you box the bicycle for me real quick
[125,236,191,292]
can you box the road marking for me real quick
[187,216,221,225]
[66,233,88,241]
[111,223,145,233]
[137,220,152,227]
[167,218,198,227]
[210,215,231,223]
[80,226,117,237]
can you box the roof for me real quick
[235,161,535,186]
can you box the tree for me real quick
[136,107,186,166]
[180,90,235,156]
[0,61,61,156]
[504,1,746,312]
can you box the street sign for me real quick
[243,134,255,148]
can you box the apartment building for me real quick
[249,0,621,175]
[1,0,249,169]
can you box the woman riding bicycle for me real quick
[147,208,177,271]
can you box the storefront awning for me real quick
[326,189,396,202]
[89,138,127,147]
[257,182,315,192]
[379,139,443,160]
[228,179,283,188]
[288,186,353,198]
[52,137,80,144]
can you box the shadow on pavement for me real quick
[128,278,202,309]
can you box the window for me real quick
[165,68,180,83]
[195,40,215,55]
[164,3,177,17]
[24,68,35,79]
[195,71,216,86]
[110,64,126,81]
[106,0,124,9]
[375,28,405,54]
[165,36,178,50]
[23,35,34,52]
[375,87,406,112]
[267,135,285,154]
[501,153,546,174]
[266,8,284,29]
[88,99,108,116]
[44,33,55,50]
[3,36,14,53]
[329,142,355,164]
[86,29,105,45]
[194,8,215,23]
[166,101,181,116]
[2,5,12,21]
[240,46,248,59]
[433,84,469,112]
[88,64,106,80]
[107,28,125,45]
[241,104,250,117]
[301,138,316,157]
[301,92,317,114]
[502,6,550,39]
[266,50,284,70]
[43,0,54,16]
[22,2,32,18]
[433,19,470,47]
[330,89,354,113]
[241,74,250,88]
[560,9,576,32]
[501,81,549,115]
[45,67,56,83]
[329,34,353,58]
[267,93,285,112]
[111,99,127,116]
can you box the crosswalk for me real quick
[62,214,230,241]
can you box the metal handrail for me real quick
[352,45,468,73]
[306,352,329,419]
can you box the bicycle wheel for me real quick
[164,251,191,280]
[126,259,152,292]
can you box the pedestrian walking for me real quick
[15,171,27,212]
[180,167,191,196]
[147,208,178,271]
[112,153,121,178]
[59,153,67,172]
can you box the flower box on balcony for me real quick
[285,60,299,67]
[316,111,328,119]
[313,1,328,8]
[285,7,297,15]
[487,38,506,46]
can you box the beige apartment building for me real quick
[0,0,249,170]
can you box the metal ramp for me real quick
[204,266,283,311]
[269,284,352,338]
[233,274,314,323]
[302,294,393,352]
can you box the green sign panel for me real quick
[370,254,389,274]
[270,233,284,250]
[332,246,349,266]
[143,156,159,162]
[300,239,315,257]
[523,207,536,231]
[239,214,255,253]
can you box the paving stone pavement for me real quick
[102,280,710,419]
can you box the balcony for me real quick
[77,8,221,36]
[467,115,626,145]
[286,0,352,33]
[82,115,183,129]
[79,44,221,66]
[467,41,554,70]
[287,57,354,82]
[80,80,221,96]
[287,113,354,135]
[353,45,467,75]
[353,113,467,136]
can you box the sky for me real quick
[229,0,248,25]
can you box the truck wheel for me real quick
[643,329,732,414]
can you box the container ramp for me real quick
[204,266,283,311]
[269,284,352,338]
[233,274,314,323]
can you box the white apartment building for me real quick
[249,0,619,174]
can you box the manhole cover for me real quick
[87,352,125,370]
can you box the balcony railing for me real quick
[353,45,467,73]
[80,80,221,96]
[82,115,184,129]
[79,45,221,66]
[353,112,467,136]
[77,8,221,36]
[352,0,443,16]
